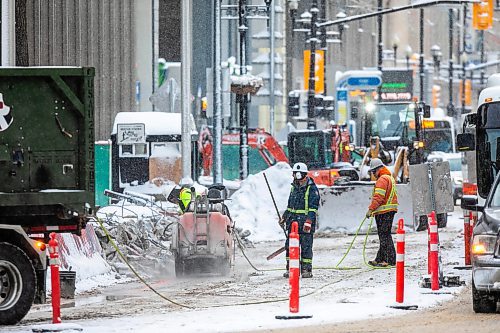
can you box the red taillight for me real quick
[463,182,478,196]
[36,241,46,252]
[0,102,3,109]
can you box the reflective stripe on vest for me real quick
[287,185,316,215]
[373,174,397,214]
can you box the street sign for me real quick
[336,90,348,124]
[379,69,413,102]
[346,76,381,87]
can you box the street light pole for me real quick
[181,0,193,180]
[238,0,249,180]
[416,7,425,164]
[480,29,485,88]
[307,0,319,129]
[269,0,275,136]
[213,0,223,184]
[447,8,454,118]
[377,0,383,71]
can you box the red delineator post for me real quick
[427,216,431,274]
[464,209,471,265]
[428,212,439,291]
[289,221,300,313]
[48,232,62,324]
[470,211,477,238]
[396,219,405,303]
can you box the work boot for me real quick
[301,269,313,278]
[283,271,289,278]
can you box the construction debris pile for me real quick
[94,192,254,275]
[95,202,177,274]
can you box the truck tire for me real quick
[0,242,36,325]
[472,278,497,313]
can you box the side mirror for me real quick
[461,195,484,212]
[457,133,475,151]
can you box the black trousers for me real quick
[374,211,396,266]
[285,233,313,271]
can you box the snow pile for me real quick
[230,73,264,87]
[227,162,292,242]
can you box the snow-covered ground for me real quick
[4,165,474,333]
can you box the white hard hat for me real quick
[292,162,308,173]
[369,158,384,172]
[179,177,194,187]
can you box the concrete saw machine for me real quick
[171,185,234,277]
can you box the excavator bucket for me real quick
[317,182,415,233]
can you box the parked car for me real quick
[462,173,500,313]
[427,152,463,205]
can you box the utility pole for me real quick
[213,0,223,184]
[238,0,249,180]
[181,0,193,181]
[306,0,319,130]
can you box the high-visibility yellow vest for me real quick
[286,185,318,215]
[372,174,398,214]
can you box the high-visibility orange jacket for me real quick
[368,167,398,215]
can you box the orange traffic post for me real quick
[427,216,431,274]
[471,211,478,237]
[428,212,440,291]
[275,221,313,320]
[389,219,418,310]
[464,210,471,266]
[289,221,300,313]
[48,232,62,324]
[396,219,405,303]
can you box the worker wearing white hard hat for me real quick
[279,162,320,278]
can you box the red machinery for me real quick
[199,127,288,177]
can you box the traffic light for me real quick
[465,79,472,106]
[473,0,494,30]
[432,85,441,108]
[288,91,300,117]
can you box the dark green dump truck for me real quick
[0,67,95,324]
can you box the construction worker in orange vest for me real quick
[365,158,398,267]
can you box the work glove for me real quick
[303,220,312,233]
[278,218,285,229]
[365,210,373,219]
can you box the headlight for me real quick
[471,235,497,255]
